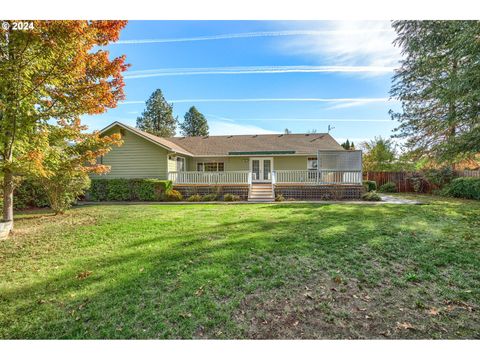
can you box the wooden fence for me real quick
[363,169,480,193]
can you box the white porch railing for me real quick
[168,171,249,184]
[274,170,362,184]
[168,170,362,185]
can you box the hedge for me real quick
[442,177,480,200]
[88,178,173,201]
[362,180,377,192]
[0,178,49,211]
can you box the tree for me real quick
[136,89,177,137]
[361,137,398,171]
[341,139,355,150]
[0,21,128,229]
[179,106,209,136]
[284,128,292,134]
[21,120,122,214]
[390,21,480,165]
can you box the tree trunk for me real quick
[2,157,14,226]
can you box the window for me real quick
[307,157,318,170]
[196,162,224,172]
[176,157,185,172]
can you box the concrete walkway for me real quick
[379,194,424,205]
[78,195,424,206]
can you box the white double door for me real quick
[250,157,273,183]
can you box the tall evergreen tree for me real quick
[341,139,351,150]
[179,106,209,136]
[136,89,177,137]
[390,21,480,165]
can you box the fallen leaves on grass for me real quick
[76,271,92,280]
[427,307,439,316]
[195,286,204,296]
[303,292,313,300]
[396,322,415,330]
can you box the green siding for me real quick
[92,126,169,179]
[273,156,311,170]
[185,156,310,171]
[187,157,249,171]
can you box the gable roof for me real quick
[100,122,193,156]
[167,133,344,156]
[100,122,344,157]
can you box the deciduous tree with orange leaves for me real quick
[0,21,128,234]
[20,119,123,214]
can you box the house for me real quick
[95,121,363,201]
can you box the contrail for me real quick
[119,97,392,105]
[114,29,393,45]
[124,65,394,79]
[166,97,391,104]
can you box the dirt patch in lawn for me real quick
[234,273,479,339]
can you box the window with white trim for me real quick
[196,162,224,172]
[176,157,186,172]
[307,157,318,170]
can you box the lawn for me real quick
[1,195,479,339]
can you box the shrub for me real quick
[89,179,108,201]
[164,189,183,201]
[106,179,131,201]
[362,180,377,192]
[223,193,240,201]
[201,193,218,201]
[424,167,454,187]
[132,179,171,201]
[41,174,91,214]
[407,174,425,193]
[12,178,49,210]
[88,179,172,201]
[379,181,397,193]
[442,177,480,200]
[275,194,285,202]
[362,191,382,201]
[187,194,202,202]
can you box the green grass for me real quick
[1,195,480,339]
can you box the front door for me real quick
[250,157,273,182]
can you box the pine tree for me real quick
[390,21,480,164]
[136,89,177,137]
[179,106,209,136]
[341,139,353,150]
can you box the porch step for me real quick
[248,183,275,202]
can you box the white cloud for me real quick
[113,29,394,45]
[124,65,393,79]
[208,120,277,135]
[281,21,401,68]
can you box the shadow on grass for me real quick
[1,201,479,339]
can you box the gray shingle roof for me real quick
[166,133,344,156]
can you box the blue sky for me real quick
[82,20,402,144]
